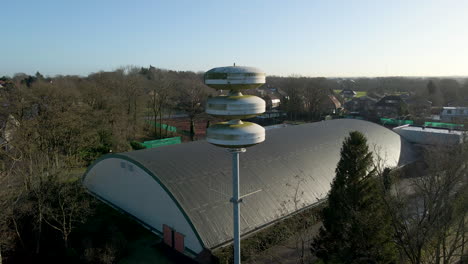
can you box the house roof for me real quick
[328,95,342,108]
[358,96,378,102]
[340,89,356,95]
[443,106,468,110]
[348,96,378,103]
[376,95,405,107]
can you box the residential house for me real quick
[440,107,468,122]
[321,95,342,115]
[375,95,407,118]
[263,94,281,110]
[251,89,286,125]
[340,88,357,99]
[344,96,377,115]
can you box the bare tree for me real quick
[116,67,145,137]
[302,78,330,120]
[146,68,176,138]
[176,75,210,141]
[275,76,330,121]
[273,175,318,264]
[381,145,468,264]
[43,180,91,249]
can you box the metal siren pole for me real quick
[229,147,246,264]
[204,66,266,264]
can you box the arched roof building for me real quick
[83,119,416,256]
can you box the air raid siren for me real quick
[204,66,266,148]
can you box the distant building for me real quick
[262,94,281,110]
[258,85,284,110]
[254,91,285,125]
[440,107,468,122]
[320,95,342,115]
[393,124,465,145]
[399,93,410,101]
[375,95,407,118]
[340,88,357,99]
[344,96,377,115]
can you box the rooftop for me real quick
[394,124,465,135]
[84,119,416,250]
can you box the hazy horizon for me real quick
[4,65,467,80]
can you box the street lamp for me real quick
[204,65,266,264]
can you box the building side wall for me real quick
[83,158,204,254]
[394,128,462,145]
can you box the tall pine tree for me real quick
[312,131,396,264]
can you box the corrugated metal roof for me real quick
[110,119,416,249]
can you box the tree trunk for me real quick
[153,109,158,137]
[152,92,158,137]
[64,234,69,249]
[435,238,441,264]
[166,109,172,138]
[461,218,466,263]
[159,105,163,139]
[36,211,42,254]
[133,99,137,135]
[190,118,195,141]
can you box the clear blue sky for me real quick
[2,0,467,77]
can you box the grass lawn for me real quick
[333,90,367,98]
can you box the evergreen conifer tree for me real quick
[312,131,397,263]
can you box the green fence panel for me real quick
[401,120,414,125]
[381,118,398,125]
[146,120,177,133]
[424,122,464,129]
[380,118,413,126]
[141,137,181,149]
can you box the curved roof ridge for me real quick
[86,119,416,248]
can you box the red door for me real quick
[174,231,185,253]
[163,224,172,246]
